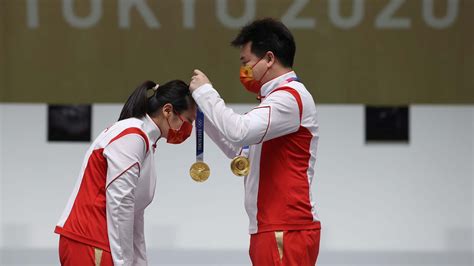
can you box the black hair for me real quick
[231,18,296,68]
[118,80,193,121]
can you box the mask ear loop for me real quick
[258,67,270,83]
[257,52,272,82]
[255,56,271,101]
[166,109,185,131]
[250,56,265,69]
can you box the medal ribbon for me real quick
[240,145,250,156]
[196,107,204,162]
[283,76,300,84]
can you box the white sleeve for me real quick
[257,89,301,141]
[192,84,300,147]
[133,210,147,266]
[104,134,147,266]
[204,116,240,159]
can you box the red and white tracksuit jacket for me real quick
[55,114,161,266]
[193,71,321,234]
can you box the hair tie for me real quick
[153,84,159,92]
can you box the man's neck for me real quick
[261,66,293,84]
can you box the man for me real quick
[190,18,321,265]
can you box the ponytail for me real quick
[118,81,156,121]
[118,80,192,121]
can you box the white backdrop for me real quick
[0,103,472,265]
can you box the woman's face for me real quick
[169,105,196,129]
[161,103,196,139]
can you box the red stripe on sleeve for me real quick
[269,87,303,121]
[108,127,149,153]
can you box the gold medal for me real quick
[230,156,250,176]
[189,161,210,182]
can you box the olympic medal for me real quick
[230,156,250,176]
[189,161,210,182]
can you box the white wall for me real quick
[471,107,474,254]
[0,105,4,248]
[316,105,473,252]
[0,104,472,254]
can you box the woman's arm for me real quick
[103,133,147,266]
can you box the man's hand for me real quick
[190,69,211,93]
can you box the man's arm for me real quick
[190,70,301,147]
[204,115,241,159]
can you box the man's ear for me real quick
[266,51,276,67]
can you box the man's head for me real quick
[231,18,296,88]
[232,18,295,67]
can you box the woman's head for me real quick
[119,80,196,142]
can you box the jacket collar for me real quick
[258,71,297,100]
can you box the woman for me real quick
[54,80,196,266]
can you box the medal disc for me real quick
[190,161,210,182]
[230,156,250,176]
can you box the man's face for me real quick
[239,42,268,81]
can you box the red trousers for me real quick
[249,229,321,266]
[59,236,113,266]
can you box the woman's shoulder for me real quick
[92,117,147,147]
[107,117,145,132]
